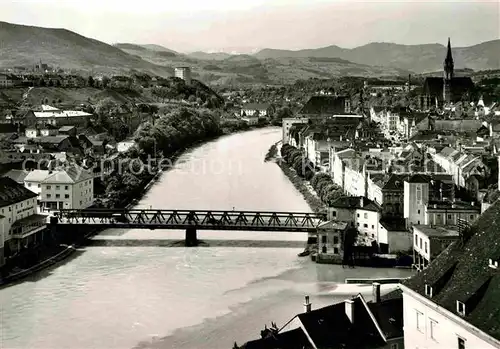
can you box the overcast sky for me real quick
[1,0,499,53]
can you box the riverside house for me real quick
[400,201,500,349]
[0,177,47,267]
[24,166,94,211]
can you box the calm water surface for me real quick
[0,128,413,349]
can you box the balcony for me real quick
[10,214,48,239]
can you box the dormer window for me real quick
[425,284,433,298]
[489,258,499,269]
[456,301,466,316]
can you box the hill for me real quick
[187,51,233,61]
[254,40,500,73]
[0,21,172,77]
[140,44,177,54]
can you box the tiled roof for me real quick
[383,174,409,190]
[407,174,430,184]
[239,328,311,349]
[297,297,385,348]
[367,298,404,339]
[438,146,457,158]
[331,196,381,212]
[3,169,29,183]
[403,200,500,342]
[42,165,93,184]
[0,177,37,207]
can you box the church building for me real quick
[420,38,474,109]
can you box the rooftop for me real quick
[3,169,29,183]
[0,177,37,208]
[331,196,381,212]
[413,225,460,238]
[403,200,500,342]
[34,110,92,118]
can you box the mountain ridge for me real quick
[0,21,173,77]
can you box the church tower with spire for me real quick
[443,37,454,104]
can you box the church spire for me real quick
[444,37,454,80]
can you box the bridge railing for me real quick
[53,209,327,230]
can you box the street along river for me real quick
[0,127,413,349]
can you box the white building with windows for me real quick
[24,166,94,211]
[174,67,192,84]
[401,201,500,349]
[0,177,47,266]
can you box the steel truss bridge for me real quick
[54,209,327,245]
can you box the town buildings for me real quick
[401,202,500,349]
[0,177,47,267]
[24,166,94,210]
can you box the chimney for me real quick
[345,299,355,323]
[359,197,364,208]
[304,295,312,313]
[372,282,381,303]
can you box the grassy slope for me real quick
[0,21,172,77]
[0,87,156,107]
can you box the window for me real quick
[56,185,60,190]
[425,284,433,297]
[425,242,428,253]
[416,310,423,332]
[363,223,368,228]
[357,222,360,226]
[47,194,51,198]
[55,194,60,198]
[416,185,422,204]
[357,213,360,218]
[38,184,41,188]
[457,301,466,316]
[418,209,421,214]
[332,211,336,217]
[470,215,474,220]
[333,247,339,254]
[364,213,368,219]
[65,185,69,190]
[46,185,51,189]
[427,319,438,341]
[333,236,339,244]
[390,344,398,349]
[321,236,327,243]
[420,238,422,248]
[448,214,452,219]
[27,183,31,187]
[415,234,418,245]
[418,220,420,224]
[65,194,69,199]
[458,337,465,349]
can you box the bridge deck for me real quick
[54,209,327,232]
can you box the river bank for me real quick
[0,123,276,286]
[0,127,416,349]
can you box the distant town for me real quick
[1,36,500,349]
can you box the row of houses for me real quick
[238,201,500,348]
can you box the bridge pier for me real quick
[185,227,198,247]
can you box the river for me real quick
[0,128,413,349]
